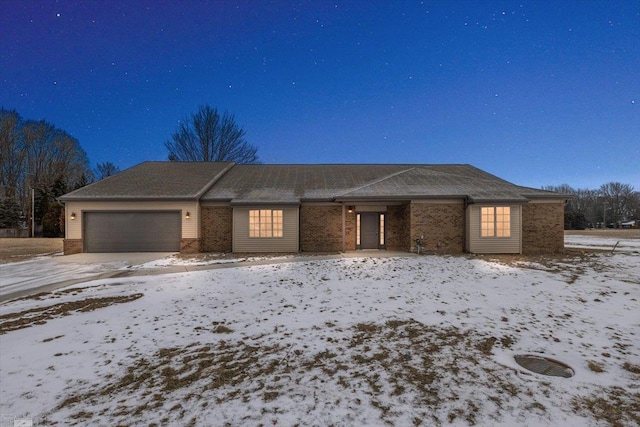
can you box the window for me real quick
[249,209,283,237]
[481,207,511,237]
[379,213,385,246]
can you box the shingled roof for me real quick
[60,162,233,201]
[201,164,417,203]
[200,164,562,203]
[60,162,564,203]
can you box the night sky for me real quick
[2,1,638,189]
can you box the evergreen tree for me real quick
[0,198,21,228]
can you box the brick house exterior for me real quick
[300,205,344,252]
[385,204,411,251]
[522,202,565,254]
[60,162,568,255]
[201,206,233,252]
[410,202,465,253]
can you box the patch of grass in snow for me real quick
[485,250,613,283]
[50,317,636,426]
[8,285,104,303]
[55,340,284,424]
[622,362,640,375]
[587,360,606,373]
[571,386,640,427]
[0,293,143,334]
[49,318,533,426]
[193,321,234,334]
[342,319,531,425]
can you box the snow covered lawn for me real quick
[564,234,640,253]
[1,252,639,426]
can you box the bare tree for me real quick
[95,162,120,180]
[22,120,90,189]
[600,182,635,226]
[628,191,640,221]
[165,105,259,163]
[543,184,576,210]
[542,183,639,228]
[575,188,600,225]
[0,110,91,234]
[0,109,26,201]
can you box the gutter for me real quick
[58,196,204,202]
[462,196,469,252]
[229,200,301,206]
[333,195,464,203]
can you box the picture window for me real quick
[249,209,283,238]
[481,206,510,237]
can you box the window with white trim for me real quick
[481,206,511,237]
[249,209,283,237]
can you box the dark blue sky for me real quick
[2,0,638,189]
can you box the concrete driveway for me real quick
[1,251,418,303]
[0,252,175,303]
[55,252,176,266]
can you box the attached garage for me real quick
[60,162,233,255]
[84,211,181,252]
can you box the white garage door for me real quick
[84,211,181,252]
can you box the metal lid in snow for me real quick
[514,354,574,378]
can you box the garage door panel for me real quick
[85,211,181,252]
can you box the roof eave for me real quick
[59,196,200,203]
[467,198,529,204]
[334,195,466,202]
[521,193,572,200]
[230,200,301,206]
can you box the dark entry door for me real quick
[360,213,379,249]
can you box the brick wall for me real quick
[386,204,410,251]
[410,203,464,253]
[180,238,200,254]
[522,202,565,254]
[201,206,233,252]
[63,239,83,255]
[300,205,344,252]
[345,210,356,251]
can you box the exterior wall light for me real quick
[70,212,76,220]
[185,211,190,219]
[347,206,354,213]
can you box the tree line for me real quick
[14,104,634,235]
[0,108,123,236]
[1,104,258,236]
[0,109,96,236]
[543,183,639,229]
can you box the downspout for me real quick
[298,204,302,252]
[462,196,469,253]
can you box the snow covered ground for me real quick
[564,234,640,253]
[0,248,639,426]
[0,255,126,300]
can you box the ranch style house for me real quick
[59,162,567,255]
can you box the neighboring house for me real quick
[59,162,568,255]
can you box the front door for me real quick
[360,212,379,249]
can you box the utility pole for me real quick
[31,188,35,238]
[27,172,36,238]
